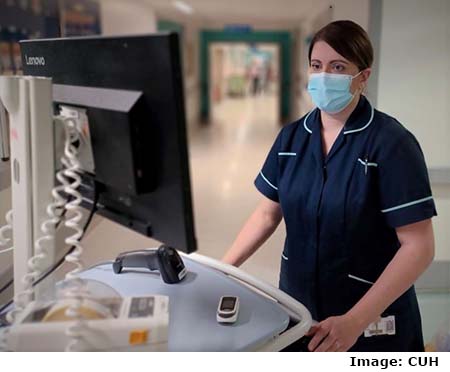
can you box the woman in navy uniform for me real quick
[222,20,437,352]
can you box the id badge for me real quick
[364,315,396,337]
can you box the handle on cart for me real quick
[182,253,313,352]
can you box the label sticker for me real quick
[364,315,396,337]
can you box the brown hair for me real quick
[308,20,374,71]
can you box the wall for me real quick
[331,0,370,30]
[377,0,450,168]
[99,0,157,35]
[376,0,450,261]
[176,18,202,133]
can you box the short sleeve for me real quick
[378,131,437,228]
[254,130,282,202]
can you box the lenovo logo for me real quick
[25,55,46,66]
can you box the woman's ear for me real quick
[361,68,372,83]
[360,68,372,92]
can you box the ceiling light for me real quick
[172,0,194,15]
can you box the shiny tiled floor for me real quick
[189,93,286,284]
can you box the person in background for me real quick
[248,55,264,96]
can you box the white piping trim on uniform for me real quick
[278,152,297,156]
[381,196,434,214]
[358,158,378,167]
[303,109,315,134]
[344,104,375,134]
[348,274,374,285]
[303,104,374,135]
[281,253,289,261]
[259,171,278,191]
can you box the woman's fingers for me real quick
[314,333,337,352]
[308,322,330,351]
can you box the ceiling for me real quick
[145,0,332,24]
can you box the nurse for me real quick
[222,20,437,352]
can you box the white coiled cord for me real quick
[0,210,13,351]
[58,116,90,352]
[6,180,68,324]
[4,121,72,326]
[2,115,96,351]
[30,173,68,272]
[0,210,13,253]
[3,115,89,351]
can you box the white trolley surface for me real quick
[79,257,291,351]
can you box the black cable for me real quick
[0,278,12,297]
[0,187,99,316]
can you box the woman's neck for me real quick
[320,94,361,132]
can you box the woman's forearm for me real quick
[222,201,282,267]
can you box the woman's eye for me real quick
[333,64,345,72]
[311,64,321,71]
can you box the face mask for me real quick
[307,71,362,114]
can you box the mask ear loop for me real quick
[352,70,366,96]
[352,70,364,79]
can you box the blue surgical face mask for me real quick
[307,71,362,114]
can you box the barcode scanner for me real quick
[112,245,187,284]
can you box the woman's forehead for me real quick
[310,41,349,63]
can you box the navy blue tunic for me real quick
[255,96,437,351]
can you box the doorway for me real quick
[200,30,291,124]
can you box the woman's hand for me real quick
[305,220,435,352]
[307,313,366,352]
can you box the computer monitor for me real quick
[20,33,197,253]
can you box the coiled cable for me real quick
[0,192,98,318]
[5,131,71,325]
[0,210,13,253]
[6,176,68,323]
[1,115,88,351]
[58,116,90,352]
[1,114,100,351]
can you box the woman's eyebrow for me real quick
[310,59,349,65]
[330,59,349,64]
